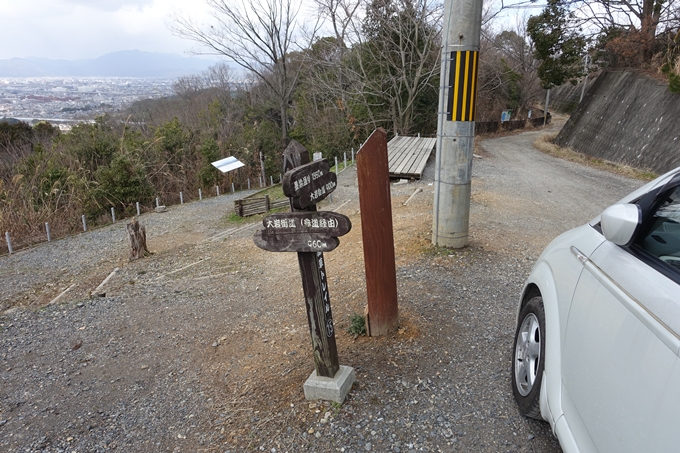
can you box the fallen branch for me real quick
[403,188,423,206]
[92,268,119,296]
[49,283,76,305]
[160,258,212,279]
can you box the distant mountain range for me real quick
[0,50,221,78]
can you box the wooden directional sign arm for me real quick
[253,211,351,253]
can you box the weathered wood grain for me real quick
[357,128,399,336]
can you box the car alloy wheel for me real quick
[512,296,545,419]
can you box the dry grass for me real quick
[534,133,658,181]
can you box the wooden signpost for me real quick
[282,158,338,209]
[254,141,354,399]
[254,212,351,253]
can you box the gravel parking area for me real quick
[1,124,643,453]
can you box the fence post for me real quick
[180,192,184,204]
[344,152,347,170]
[335,156,338,172]
[248,179,251,190]
[231,182,235,193]
[156,197,160,208]
[199,188,203,200]
[5,232,12,254]
[136,202,140,216]
[82,214,87,232]
[111,207,116,223]
[270,176,273,186]
[216,185,220,196]
[352,148,355,164]
[265,194,270,212]
[45,222,51,242]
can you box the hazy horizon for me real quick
[0,0,321,62]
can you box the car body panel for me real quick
[649,360,680,451]
[520,225,606,440]
[559,383,597,453]
[563,259,678,452]
[515,166,680,452]
[553,413,585,453]
[588,242,680,353]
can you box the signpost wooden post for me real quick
[254,141,355,398]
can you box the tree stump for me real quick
[126,217,151,261]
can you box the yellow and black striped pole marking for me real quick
[446,50,479,122]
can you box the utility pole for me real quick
[432,0,483,248]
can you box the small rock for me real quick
[212,342,218,348]
[364,442,372,451]
[528,434,535,441]
[155,206,167,212]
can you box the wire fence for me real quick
[2,150,360,256]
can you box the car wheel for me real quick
[512,296,545,419]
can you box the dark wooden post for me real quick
[283,141,340,378]
[357,128,399,336]
[265,194,270,212]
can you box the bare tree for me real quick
[312,0,441,135]
[172,0,312,143]
[477,15,543,119]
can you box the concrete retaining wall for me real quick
[555,70,680,174]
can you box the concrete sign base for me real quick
[303,365,356,403]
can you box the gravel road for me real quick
[1,124,643,453]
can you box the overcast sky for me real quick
[0,0,218,60]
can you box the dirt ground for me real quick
[2,121,644,452]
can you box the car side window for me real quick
[638,186,680,270]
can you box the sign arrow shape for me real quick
[282,159,338,209]
[254,230,340,253]
[253,211,351,253]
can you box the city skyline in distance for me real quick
[0,50,223,78]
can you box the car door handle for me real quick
[570,246,589,265]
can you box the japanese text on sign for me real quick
[309,180,337,202]
[292,170,325,192]
[317,251,333,336]
[266,217,340,229]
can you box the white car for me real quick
[512,167,680,453]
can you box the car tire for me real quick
[511,296,545,420]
